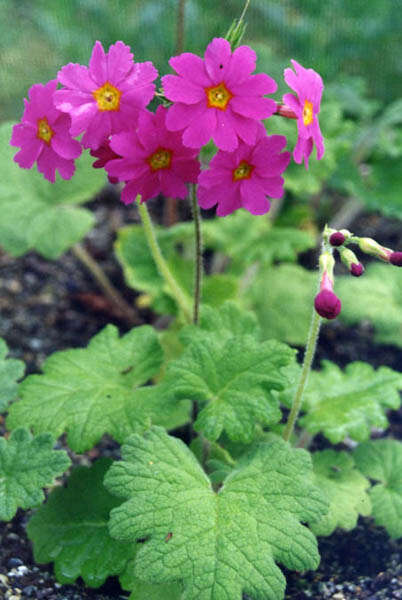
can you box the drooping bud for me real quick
[314,267,341,320]
[338,247,364,277]
[357,237,391,262]
[329,231,346,247]
[390,252,402,267]
[275,103,297,119]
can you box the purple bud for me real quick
[329,232,346,247]
[314,290,342,320]
[350,263,364,277]
[390,252,402,267]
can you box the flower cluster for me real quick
[10,37,325,216]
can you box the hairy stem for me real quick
[283,308,322,442]
[137,201,192,323]
[72,243,139,326]
[190,184,203,325]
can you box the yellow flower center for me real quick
[302,99,314,126]
[36,117,54,144]
[93,81,122,111]
[233,160,254,181]
[147,147,172,171]
[206,82,232,110]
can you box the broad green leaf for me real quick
[120,558,182,599]
[164,334,295,442]
[243,264,316,345]
[0,122,103,259]
[115,224,238,315]
[298,361,402,443]
[105,427,328,600]
[0,428,70,521]
[179,302,261,347]
[354,439,402,539]
[7,325,164,452]
[310,450,371,536]
[337,263,402,348]
[0,338,25,412]
[202,211,315,273]
[27,458,133,586]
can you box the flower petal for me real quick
[230,96,276,120]
[162,74,204,104]
[106,40,134,85]
[165,102,206,132]
[13,137,43,169]
[89,41,107,86]
[241,179,271,214]
[169,53,210,87]
[234,72,277,96]
[212,111,238,152]
[182,109,217,148]
[57,63,95,92]
[204,38,232,84]
[224,45,257,87]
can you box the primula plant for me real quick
[1,2,402,599]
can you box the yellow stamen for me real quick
[93,81,122,111]
[205,82,232,110]
[36,117,54,144]
[233,160,253,181]
[147,147,172,172]
[302,99,314,126]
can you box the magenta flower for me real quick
[54,41,158,150]
[90,140,121,184]
[197,130,290,216]
[10,79,82,182]
[283,59,324,168]
[162,37,277,152]
[105,106,201,205]
[314,272,341,320]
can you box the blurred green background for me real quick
[1,0,401,220]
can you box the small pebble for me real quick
[7,558,23,569]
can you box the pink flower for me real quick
[314,272,341,319]
[90,140,120,184]
[283,59,324,168]
[197,130,290,216]
[10,79,82,182]
[105,106,201,205]
[54,41,157,150]
[162,37,277,152]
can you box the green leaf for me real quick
[202,211,315,273]
[27,458,133,586]
[164,334,295,442]
[354,439,402,539]
[7,325,164,452]
[0,122,103,259]
[310,450,371,536]
[115,224,238,315]
[179,302,260,347]
[298,361,402,443]
[0,428,70,521]
[120,558,182,599]
[0,338,25,412]
[337,263,402,348]
[105,427,328,600]
[244,264,316,345]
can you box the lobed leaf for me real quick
[354,439,402,539]
[163,334,295,442]
[0,122,103,259]
[310,450,371,536]
[0,428,70,521]
[7,325,165,452]
[27,458,134,586]
[105,427,328,600]
[298,361,402,443]
[0,338,25,412]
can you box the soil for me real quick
[0,192,401,599]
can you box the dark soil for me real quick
[0,192,401,599]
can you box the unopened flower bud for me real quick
[319,252,335,283]
[357,237,391,261]
[390,252,402,267]
[350,263,364,277]
[329,231,346,247]
[314,289,342,319]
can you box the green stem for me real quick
[72,243,139,326]
[283,308,322,443]
[137,201,192,323]
[190,184,203,325]
[239,0,251,22]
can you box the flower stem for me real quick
[283,308,322,443]
[190,184,203,324]
[137,201,192,323]
[72,242,139,326]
